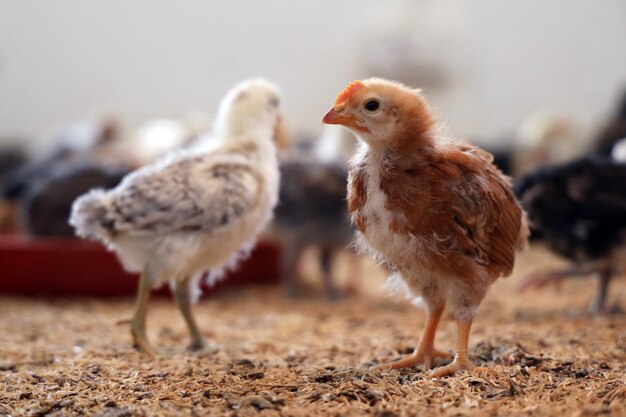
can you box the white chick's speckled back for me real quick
[70,79,281,290]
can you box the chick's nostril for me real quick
[322,108,340,124]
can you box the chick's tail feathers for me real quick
[69,189,113,240]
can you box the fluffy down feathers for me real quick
[70,79,282,288]
[324,78,528,375]
[516,156,626,263]
[72,153,261,239]
[347,139,528,311]
[330,78,528,306]
[70,188,109,239]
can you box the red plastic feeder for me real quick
[0,235,280,297]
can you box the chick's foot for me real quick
[376,347,452,370]
[431,357,482,377]
[130,326,156,357]
[187,337,207,352]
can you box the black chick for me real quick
[515,156,626,312]
[0,147,28,182]
[19,163,129,236]
[1,156,81,232]
[268,157,353,299]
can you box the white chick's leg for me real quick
[172,278,206,351]
[376,299,451,370]
[129,269,155,357]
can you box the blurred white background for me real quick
[1,0,625,145]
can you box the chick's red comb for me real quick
[335,80,364,105]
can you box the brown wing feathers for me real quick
[348,144,524,278]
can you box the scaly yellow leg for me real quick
[377,301,452,370]
[431,317,476,377]
[129,270,155,357]
[173,278,206,351]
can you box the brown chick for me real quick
[323,78,529,377]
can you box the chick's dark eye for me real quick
[270,97,280,107]
[364,100,380,112]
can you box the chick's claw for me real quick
[130,328,156,358]
[187,338,207,352]
[116,317,156,357]
[377,348,453,370]
[430,358,476,377]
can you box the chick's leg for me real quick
[281,239,304,298]
[130,270,155,356]
[431,316,476,377]
[173,278,206,351]
[590,268,612,314]
[320,245,342,300]
[516,266,593,291]
[378,300,451,370]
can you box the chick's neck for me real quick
[213,111,278,157]
[215,114,275,139]
[362,123,437,163]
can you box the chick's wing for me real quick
[109,157,261,235]
[436,146,522,273]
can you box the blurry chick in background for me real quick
[0,146,28,181]
[0,117,124,234]
[515,156,626,313]
[70,79,282,355]
[323,78,528,376]
[268,156,353,299]
[21,163,129,236]
[121,111,213,167]
[264,124,356,299]
[35,116,122,163]
[513,110,581,177]
[612,137,626,162]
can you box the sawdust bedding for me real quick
[0,246,624,417]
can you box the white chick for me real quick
[612,137,626,162]
[34,116,120,163]
[70,79,282,355]
[123,111,213,167]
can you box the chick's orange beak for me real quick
[323,108,355,126]
[273,116,291,153]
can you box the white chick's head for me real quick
[322,78,436,150]
[214,78,282,140]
